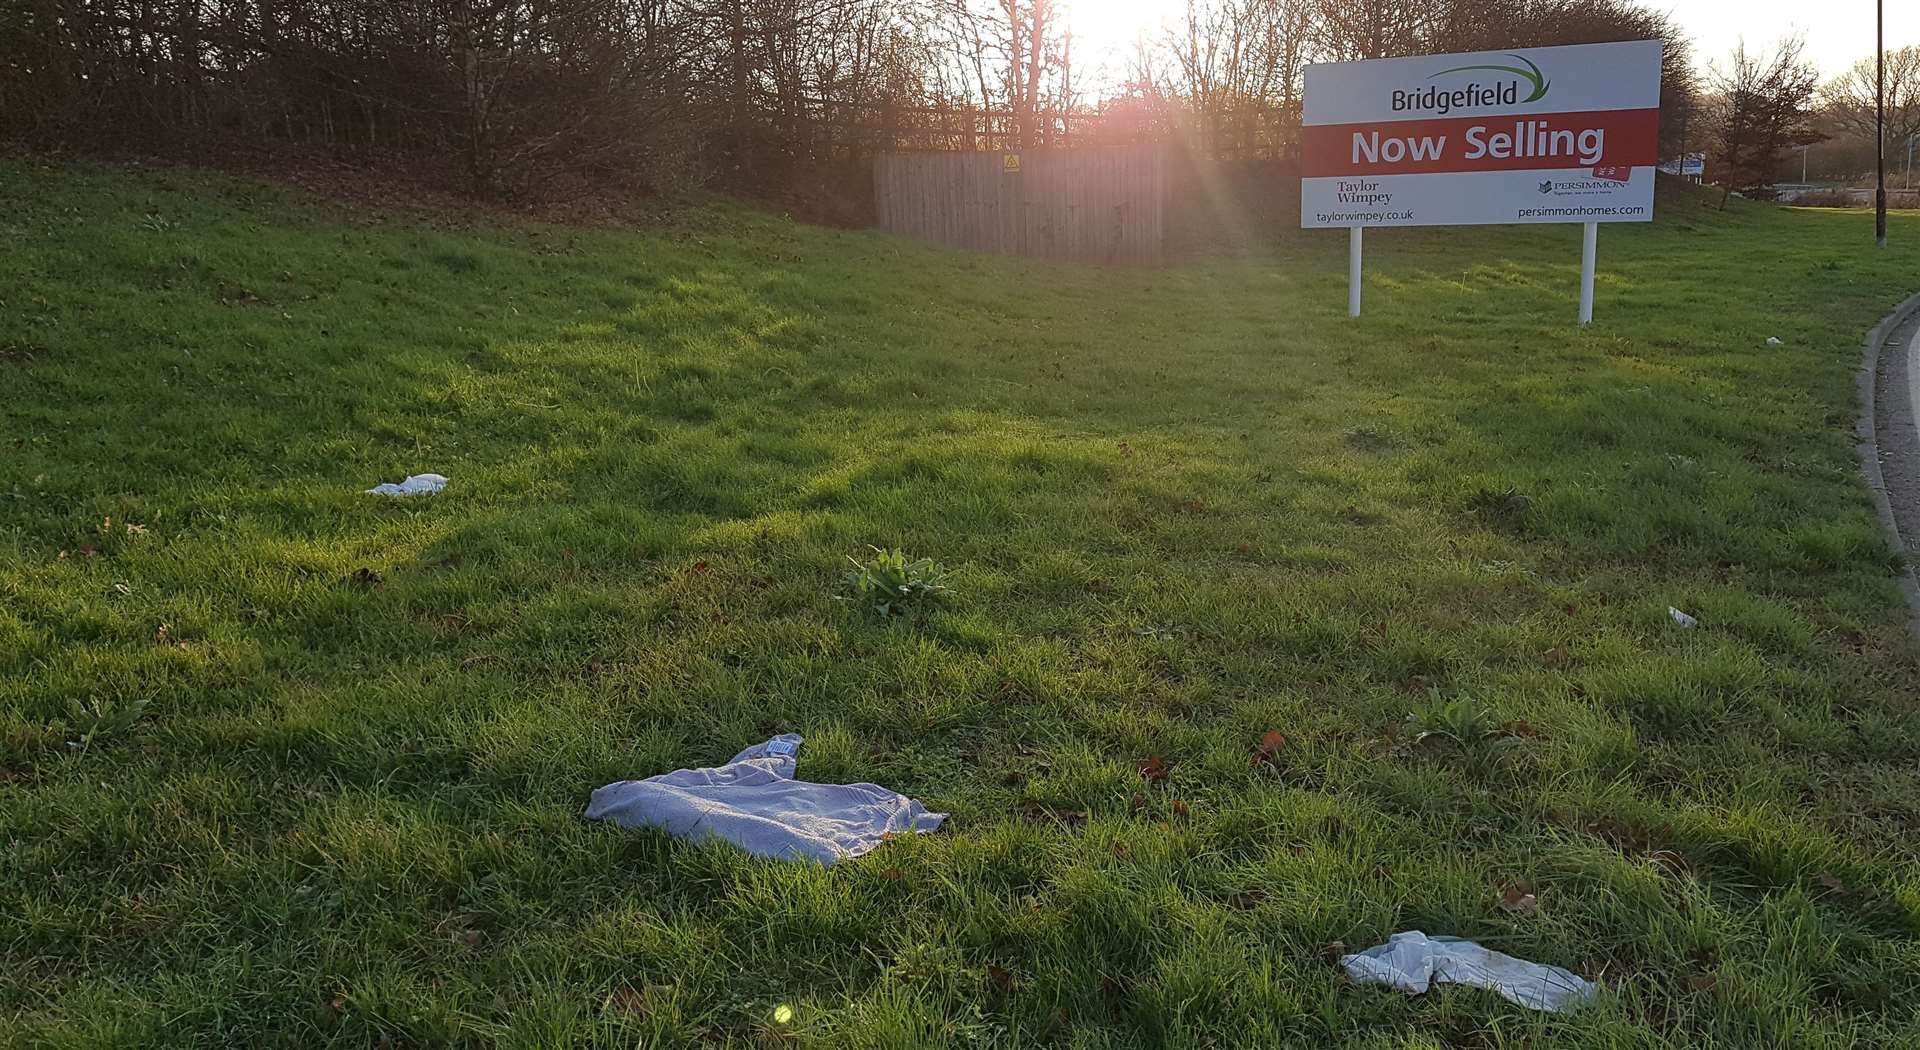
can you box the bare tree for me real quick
[1306,0,1432,61]
[1164,0,1305,111]
[1707,35,1825,205]
[1820,46,1920,157]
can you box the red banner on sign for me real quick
[1302,108,1659,178]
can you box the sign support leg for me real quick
[1348,226,1363,318]
[1578,221,1598,325]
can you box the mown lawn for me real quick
[4,158,1920,1049]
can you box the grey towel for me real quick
[585,734,947,865]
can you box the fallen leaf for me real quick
[1227,888,1267,910]
[1499,719,1542,738]
[348,567,383,588]
[1128,792,1147,812]
[1543,646,1571,668]
[79,545,98,558]
[1815,872,1848,895]
[1170,800,1190,820]
[1251,730,1286,765]
[692,560,709,573]
[460,928,483,947]
[125,523,147,535]
[987,964,1017,993]
[154,623,169,644]
[1498,883,1538,916]
[1320,940,1348,965]
[326,992,347,1015]
[877,866,904,881]
[1686,974,1718,992]
[1139,755,1169,783]
[607,984,674,1017]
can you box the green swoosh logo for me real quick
[1430,54,1550,103]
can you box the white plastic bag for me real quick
[1342,931,1597,1012]
[365,473,448,496]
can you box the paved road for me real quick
[1873,306,1920,560]
[1867,299,1920,639]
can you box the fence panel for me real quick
[874,147,1165,265]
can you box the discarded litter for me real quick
[365,473,447,496]
[1668,606,1699,629]
[1765,336,1783,346]
[585,734,946,865]
[1341,931,1597,1012]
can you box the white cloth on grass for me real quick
[585,734,946,865]
[365,473,448,496]
[1342,930,1597,1012]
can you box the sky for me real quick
[1681,0,1919,79]
[1064,0,1920,83]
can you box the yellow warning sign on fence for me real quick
[1002,154,1021,173]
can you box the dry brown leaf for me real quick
[1498,884,1538,916]
[1139,755,1169,783]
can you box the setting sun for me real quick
[1064,0,1172,77]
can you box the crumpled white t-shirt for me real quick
[585,734,946,865]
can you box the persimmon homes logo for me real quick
[1392,54,1550,115]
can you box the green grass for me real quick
[5,157,1920,1048]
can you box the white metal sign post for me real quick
[1301,40,1662,324]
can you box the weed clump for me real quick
[838,547,954,617]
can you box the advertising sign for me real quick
[1301,41,1662,229]
[1658,153,1705,178]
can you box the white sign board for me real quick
[1301,41,1662,228]
[1658,153,1705,177]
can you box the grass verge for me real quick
[4,160,1920,1048]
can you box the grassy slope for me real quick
[3,159,1920,1049]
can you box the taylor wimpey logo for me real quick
[1392,54,1551,115]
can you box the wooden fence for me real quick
[873,147,1167,265]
